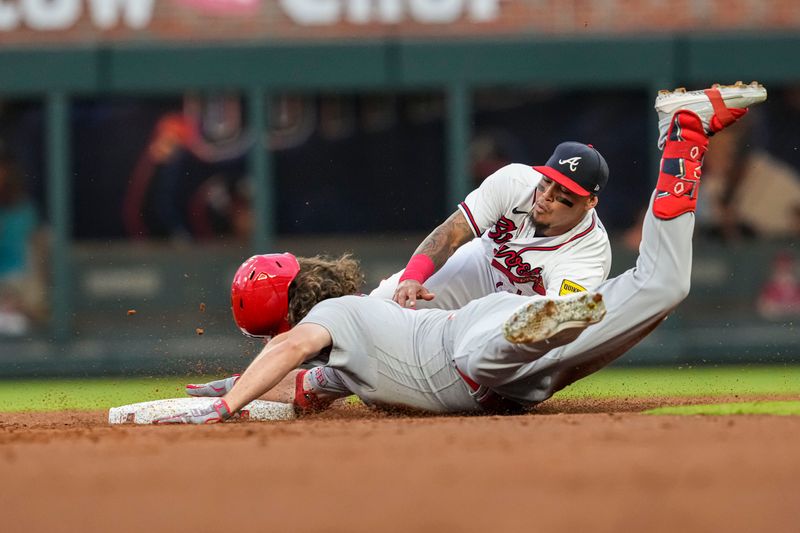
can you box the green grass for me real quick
[646,401,800,416]
[554,366,800,399]
[0,366,798,413]
[0,377,199,412]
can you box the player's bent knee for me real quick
[636,278,691,313]
[660,277,691,307]
[676,279,691,303]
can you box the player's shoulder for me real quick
[304,295,372,328]
[502,162,538,174]
[548,216,612,275]
[590,210,610,239]
[560,211,610,254]
[586,211,610,248]
[483,163,541,191]
[482,163,536,181]
[315,294,367,310]
[491,163,540,180]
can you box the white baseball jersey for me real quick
[459,163,611,297]
[370,163,612,308]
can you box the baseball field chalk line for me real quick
[108,397,296,425]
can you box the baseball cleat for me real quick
[502,292,606,346]
[655,81,766,148]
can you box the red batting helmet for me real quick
[231,253,300,337]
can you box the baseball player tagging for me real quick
[166,82,766,424]
[371,142,612,309]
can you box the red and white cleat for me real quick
[655,81,766,149]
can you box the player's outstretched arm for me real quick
[184,333,294,397]
[222,324,332,414]
[394,210,473,308]
[156,327,329,424]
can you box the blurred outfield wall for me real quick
[0,0,798,375]
[0,236,796,377]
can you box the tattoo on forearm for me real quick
[414,212,472,269]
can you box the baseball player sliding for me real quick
[371,141,612,309]
[165,81,767,423]
[187,140,613,398]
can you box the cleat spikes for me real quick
[503,292,606,346]
[654,82,767,149]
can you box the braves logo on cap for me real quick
[558,157,582,172]
[532,142,609,197]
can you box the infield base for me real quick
[108,397,296,425]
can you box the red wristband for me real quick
[399,254,436,284]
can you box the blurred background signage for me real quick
[0,0,499,36]
[2,0,798,43]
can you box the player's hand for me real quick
[153,398,233,425]
[393,280,435,309]
[185,374,240,397]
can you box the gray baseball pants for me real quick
[310,192,692,410]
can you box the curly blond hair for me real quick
[287,254,365,326]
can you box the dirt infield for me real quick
[2,397,799,533]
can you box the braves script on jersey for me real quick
[458,163,612,296]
